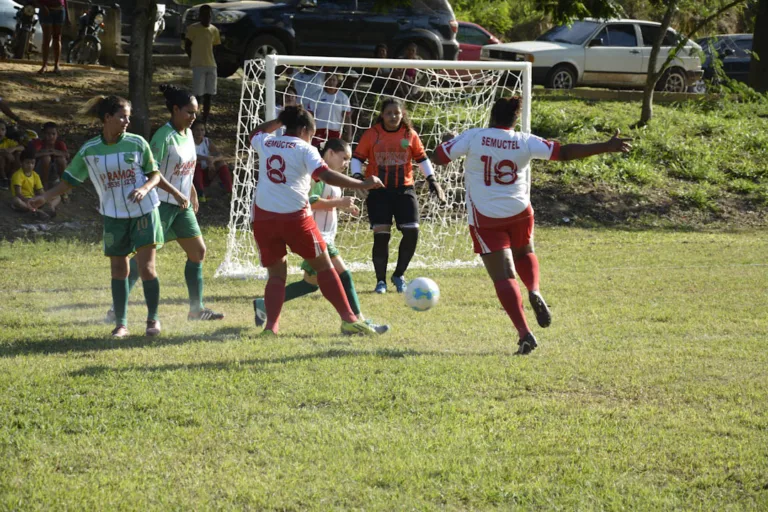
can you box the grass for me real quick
[1,227,767,509]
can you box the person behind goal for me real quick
[249,106,385,337]
[432,97,631,355]
[30,95,189,338]
[253,138,389,334]
[351,97,445,294]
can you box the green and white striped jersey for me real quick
[63,133,159,219]
[308,180,341,244]
[151,122,197,205]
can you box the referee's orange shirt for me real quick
[353,124,427,188]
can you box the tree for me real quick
[128,0,157,139]
[748,0,767,92]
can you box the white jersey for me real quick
[309,181,341,243]
[291,71,325,106]
[437,127,560,225]
[250,131,329,218]
[195,136,211,169]
[151,123,197,204]
[309,90,350,131]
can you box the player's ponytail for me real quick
[375,97,413,135]
[159,84,195,113]
[79,95,131,122]
[279,105,315,136]
[489,96,522,128]
[320,138,350,158]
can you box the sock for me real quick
[317,268,356,323]
[142,277,160,322]
[217,164,233,193]
[265,276,286,333]
[493,278,530,339]
[127,258,140,294]
[185,260,204,313]
[193,162,206,195]
[394,228,419,277]
[284,279,319,302]
[372,232,390,283]
[111,278,129,326]
[339,270,362,316]
[513,252,540,292]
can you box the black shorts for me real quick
[367,186,419,230]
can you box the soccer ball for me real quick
[404,277,440,311]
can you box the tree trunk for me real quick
[748,0,768,92]
[638,0,678,127]
[128,0,157,139]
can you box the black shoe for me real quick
[515,332,538,355]
[528,291,552,328]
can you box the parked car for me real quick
[691,34,752,92]
[181,0,460,78]
[0,0,42,57]
[456,20,499,60]
[480,19,703,93]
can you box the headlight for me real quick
[94,14,104,24]
[514,54,534,63]
[481,48,489,57]
[23,4,35,15]
[213,10,246,24]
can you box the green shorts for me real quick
[103,209,164,257]
[300,242,339,276]
[159,201,202,243]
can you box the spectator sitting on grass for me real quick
[11,147,60,219]
[0,119,24,190]
[191,119,233,202]
[27,122,69,190]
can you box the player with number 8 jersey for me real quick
[433,97,632,355]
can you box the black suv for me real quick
[182,0,460,77]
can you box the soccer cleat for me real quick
[341,320,379,336]
[257,328,277,338]
[145,320,161,337]
[515,332,538,355]
[111,325,129,338]
[253,298,266,327]
[391,275,407,293]
[374,281,387,294]
[104,307,116,324]
[365,319,390,334]
[188,308,225,321]
[528,291,552,328]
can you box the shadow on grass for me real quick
[0,326,247,358]
[45,295,256,312]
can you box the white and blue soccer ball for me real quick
[404,277,440,311]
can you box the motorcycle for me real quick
[67,3,105,64]
[4,1,38,60]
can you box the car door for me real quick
[457,24,492,60]
[292,0,359,56]
[724,37,752,83]
[639,24,680,76]
[355,0,403,57]
[583,22,643,86]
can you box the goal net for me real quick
[216,55,531,278]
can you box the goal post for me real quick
[216,55,532,279]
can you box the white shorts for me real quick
[192,66,217,96]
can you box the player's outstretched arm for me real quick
[318,169,383,191]
[559,130,632,161]
[28,180,72,209]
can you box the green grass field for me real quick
[1,227,767,509]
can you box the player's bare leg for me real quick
[481,248,536,355]
[331,255,389,334]
[135,246,161,336]
[261,257,288,335]
[177,236,224,321]
[511,243,551,328]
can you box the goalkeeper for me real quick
[351,97,446,294]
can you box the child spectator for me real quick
[289,67,325,108]
[309,73,352,147]
[395,42,423,99]
[185,4,220,123]
[10,147,59,218]
[191,119,233,202]
[274,85,297,137]
[27,121,69,189]
[0,119,24,190]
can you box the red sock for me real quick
[513,252,540,292]
[494,278,530,339]
[265,276,286,333]
[317,268,357,323]
[193,163,206,195]
[217,164,233,193]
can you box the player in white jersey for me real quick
[248,106,385,337]
[308,74,352,147]
[106,86,224,324]
[31,95,189,339]
[433,97,631,355]
[253,139,389,334]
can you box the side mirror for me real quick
[588,38,603,47]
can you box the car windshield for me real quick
[537,20,601,45]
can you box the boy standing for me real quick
[27,122,69,189]
[0,119,24,190]
[10,148,60,219]
[185,5,220,123]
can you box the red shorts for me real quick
[469,205,534,255]
[251,208,327,267]
[311,129,341,148]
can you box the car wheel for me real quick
[547,65,576,90]
[658,68,687,93]
[246,35,286,62]
[217,62,240,78]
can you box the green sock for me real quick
[184,260,204,313]
[127,258,140,294]
[111,278,129,326]
[142,277,160,321]
[284,279,319,302]
[339,270,362,316]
